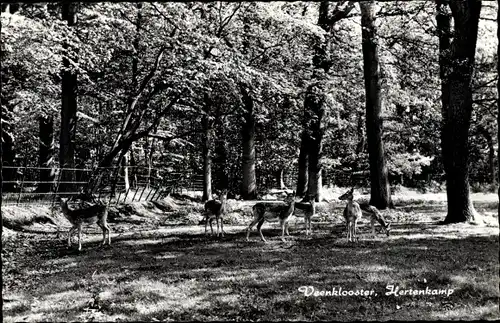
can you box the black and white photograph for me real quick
[1,1,499,321]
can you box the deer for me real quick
[294,195,317,236]
[338,188,391,242]
[59,197,111,251]
[203,189,228,237]
[246,191,296,243]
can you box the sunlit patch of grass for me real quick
[431,304,499,320]
[3,188,499,321]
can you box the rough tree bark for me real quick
[59,2,78,192]
[1,106,15,192]
[122,151,130,192]
[38,116,55,192]
[1,3,19,13]
[298,1,355,200]
[276,169,286,189]
[304,83,326,202]
[240,83,257,200]
[360,1,393,209]
[296,129,309,196]
[202,93,213,202]
[497,0,500,219]
[478,127,496,186]
[214,116,229,192]
[437,0,482,223]
[355,111,365,155]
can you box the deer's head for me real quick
[339,188,355,201]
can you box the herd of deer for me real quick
[58,188,391,251]
[203,188,391,243]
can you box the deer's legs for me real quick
[77,225,83,251]
[371,217,376,238]
[98,221,111,245]
[305,217,311,236]
[353,220,359,242]
[106,224,111,245]
[218,216,224,237]
[98,223,106,245]
[209,218,214,235]
[246,216,261,241]
[67,226,77,248]
[257,218,266,243]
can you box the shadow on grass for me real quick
[3,220,499,322]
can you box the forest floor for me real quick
[2,189,499,321]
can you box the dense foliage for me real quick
[1,1,498,194]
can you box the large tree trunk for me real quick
[297,2,355,198]
[296,130,309,196]
[360,1,393,209]
[202,93,213,202]
[122,151,130,192]
[214,117,229,191]
[59,2,78,192]
[1,3,19,14]
[38,116,55,192]
[497,0,500,220]
[276,169,286,189]
[240,84,257,200]
[438,0,482,223]
[1,112,15,192]
[304,83,326,202]
[436,0,452,196]
[132,2,142,92]
[355,111,365,155]
[478,128,496,186]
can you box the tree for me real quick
[240,83,257,199]
[437,0,482,223]
[298,1,355,201]
[297,125,310,196]
[304,80,328,201]
[38,115,55,192]
[59,2,78,192]
[497,0,500,219]
[202,93,213,201]
[360,0,393,209]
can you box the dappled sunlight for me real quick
[3,188,499,321]
[431,304,499,320]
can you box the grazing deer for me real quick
[294,195,317,236]
[59,197,111,251]
[203,189,228,237]
[338,188,391,242]
[246,191,296,242]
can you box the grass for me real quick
[2,188,499,321]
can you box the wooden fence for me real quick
[1,166,199,205]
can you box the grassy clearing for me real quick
[2,189,499,321]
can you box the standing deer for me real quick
[246,191,296,242]
[59,197,111,251]
[203,189,228,237]
[294,195,316,236]
[339,188,391,242]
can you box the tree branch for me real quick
[133,89,188,141]
[217,3,242,37]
